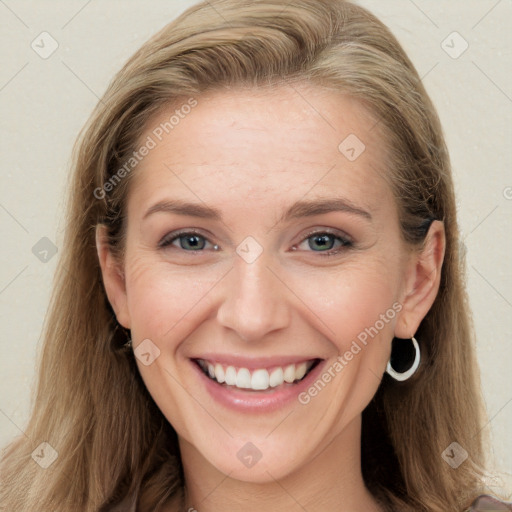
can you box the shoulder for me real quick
[465,494,512,511]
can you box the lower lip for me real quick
[190,358,326,413]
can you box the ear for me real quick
[95,224,131,329]
[394,220,446,338]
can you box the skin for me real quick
[97,82,445,512]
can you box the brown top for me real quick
[467,495,512,511]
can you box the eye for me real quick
[158,230,215,252]
[158,229,354,257]
[293,230,353,257]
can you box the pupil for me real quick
[183,235,204,250]
[310,234,334,251]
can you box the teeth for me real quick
[199,359,315,391]
[295,362,307,380]
[251,369,269,390]
[214,363,225,383]
[283,364,296,383]
[269,367,284,387]
[225,366,237,385]
[236,368,252,389]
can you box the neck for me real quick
[178,415,383,512]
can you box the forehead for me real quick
[128,83,394,219]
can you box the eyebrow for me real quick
[142,197,372,223]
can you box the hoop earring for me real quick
[110,321,132,351]
[386,336,420,381]
[122,326,132,348]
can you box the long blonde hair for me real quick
[1,1,489,510]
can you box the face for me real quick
[98,83,441,484]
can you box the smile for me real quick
[194,358,321,391]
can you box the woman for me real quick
[0,0,510,510]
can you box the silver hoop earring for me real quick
[386,336,420,381]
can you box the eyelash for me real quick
[158,229,354,258]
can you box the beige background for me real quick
[0,0,511,497]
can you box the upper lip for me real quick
[191,354,322,370]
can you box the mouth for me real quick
[193,358,322,392]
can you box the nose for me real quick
[216,252,291,343]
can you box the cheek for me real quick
[123,254,224,342]
[292,261,398,411]
[284,263,400,435]
[309,268,399,412]
[294,259,399,352]
[122,257,225,438]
